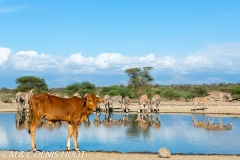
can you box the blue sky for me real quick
[0,0,240,88]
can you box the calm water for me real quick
[0,112,240,154]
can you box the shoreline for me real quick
[0,150,240,160]
[1,105,240,116]
[1,101,240,159]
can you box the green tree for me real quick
[125,67,154,97]
[99,85,131,97]
[229,85,240,99]
[15,76,48,93]
[162,88,181,100]
[65,81,96,96]
[190,86,208,97]
[65,83,82,96]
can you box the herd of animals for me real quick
[15,90,162,113]
[15,89,232,113]
[13,89,233,151]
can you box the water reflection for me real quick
[99,112,134,128]
[15,111,64,131]
[14,112,161,132]
[135,113,161,130]
[15,111,30,131]
[192,114,232,131]
[93,112,101,127]
[1,112,238,154]
[15,112,233,133]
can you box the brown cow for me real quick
[29,92,103,151]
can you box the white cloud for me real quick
[183,56,211,68]
[1,43,240,85]
[10,50,62,71]
[186,43,240,72]
[0,47,11,67]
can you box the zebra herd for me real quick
[15,90,232,113]
[102,94,161,113]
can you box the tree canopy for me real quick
[65,81,96,96]
[15,76,48,93]
[125,67,154,97]
[99,85,131,97]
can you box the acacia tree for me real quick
[125,67,154,97]
[15,76,48,93]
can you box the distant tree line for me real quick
[1,67,239,102]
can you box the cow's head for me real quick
[84,93,104,112]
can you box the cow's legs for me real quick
[72,125,79,151]
[29,116,41,151]
[66,124,73,150]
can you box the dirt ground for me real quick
[1,99,240,160]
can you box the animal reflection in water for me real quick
[135,113,161,130]
[102,112,130,128]
[15,112,161,131]
[15,111,63,131]
[192,114,232,131]
[15,111,31,130]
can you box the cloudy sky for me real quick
[0,0,240,88]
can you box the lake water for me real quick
[0,112,239,155]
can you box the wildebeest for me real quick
[138,95,149,112]
[29,92,103,151]
[15,89,34,111]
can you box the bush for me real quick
[183,93,195,101]
[1,97,13,103]
[190,86,208,97]
[65,81,96,97]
